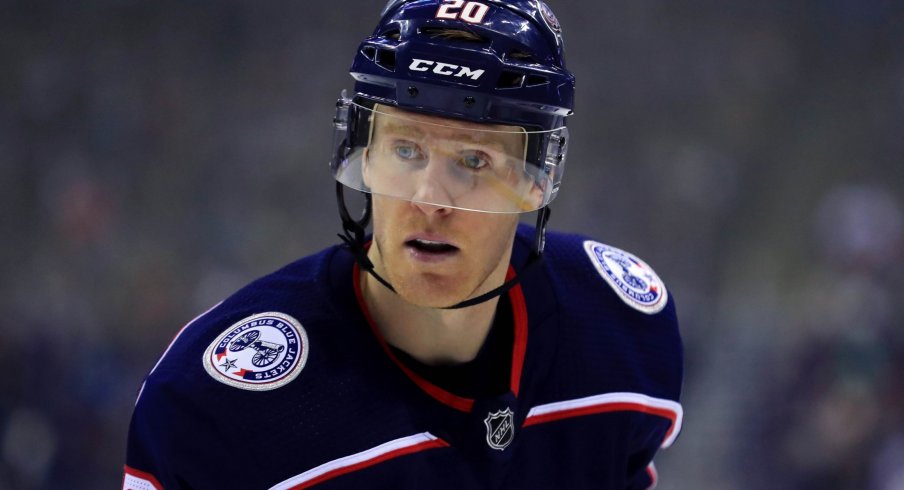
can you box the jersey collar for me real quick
[352,263,528,413]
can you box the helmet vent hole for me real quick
[506,50,536,63]
[418,27,487,44]
[497,71,525,89]
[525,74,548,87]
[376,49,397,71]
[381,29,401,41]
[361,46,377,60]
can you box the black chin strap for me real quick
[336,182,549,309]
[336,183,397,293]
[448,206,549,309]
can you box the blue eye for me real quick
[394,143,422,160]
[460,151,490,170]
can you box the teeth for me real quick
[408,238,457,252]
[415,239,446,246]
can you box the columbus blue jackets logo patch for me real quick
[202,312,309,391]
[484,408,515,450]
[583,241,668,314]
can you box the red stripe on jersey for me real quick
[507,267,527,397]
[122,465,163,490]
[290,438,449,489]
[646,462,659,489]
[273,434,450,490]
[522,393,683,448]
[525,401,676,429]
[523,400,678,437]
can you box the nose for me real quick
[410,159,454,216]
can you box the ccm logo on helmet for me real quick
[409,58,485,80]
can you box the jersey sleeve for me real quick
[625,410,675,489]
[624,297,683,490]
[537,229,685,489]
[123,410,167,488]
[122,303,225,489]
[625,297,683,490]
[123,377,184,489]
[124,364,223,489]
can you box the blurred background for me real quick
[1,0,903,488]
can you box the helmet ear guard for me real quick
[543,126,568,202]
[331,91,373,162]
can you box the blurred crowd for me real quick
[1,1,902,488]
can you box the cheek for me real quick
[470,215,519,259]
[370,196,403,243]
[369,196,388,236]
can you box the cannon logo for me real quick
[203,312,309,391]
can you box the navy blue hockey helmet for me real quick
[332,0,575,214]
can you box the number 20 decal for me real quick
[436,0,489,24]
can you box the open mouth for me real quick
[405,238,459,255]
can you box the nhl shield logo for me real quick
[202,312,309,391]
[484,408,515,451]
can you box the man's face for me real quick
[364,106,525,307]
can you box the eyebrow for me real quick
[378,120,521,153]
[380,121,426,140]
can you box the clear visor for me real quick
[331,98,567,214]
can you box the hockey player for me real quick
[124,1,683,488]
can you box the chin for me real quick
[393,276,471,309]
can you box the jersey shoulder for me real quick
[126,245,367,485]
[542,229,673,317]
[130,244,350,428]
[518,225,683,402]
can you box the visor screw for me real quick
[463,96,475,107]
[407,86,419,97]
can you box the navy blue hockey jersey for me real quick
[124,224,683,489]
